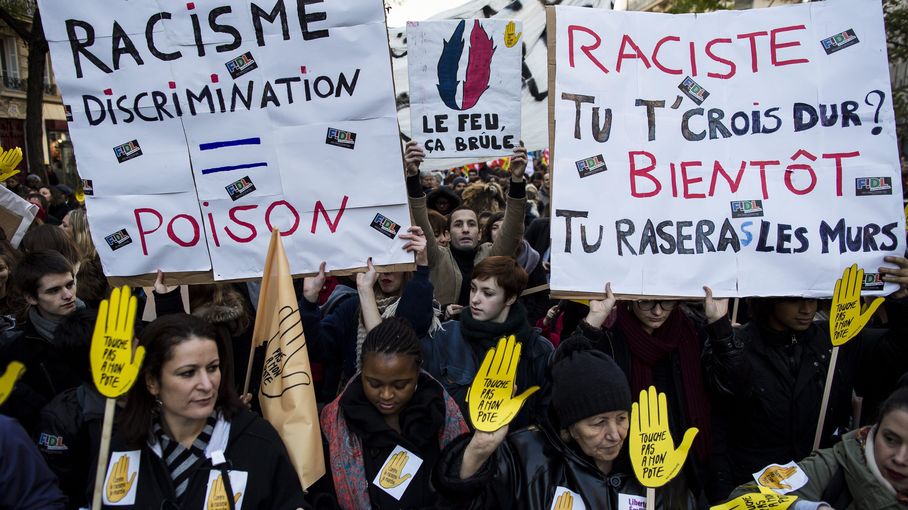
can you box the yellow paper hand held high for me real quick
[830,263,884,346]
[105,455,137,503]
[554,491,574,510]
[378,451,412,489]
[0,361,25,406]
[207,474,241,510]
[90,286,145,398]
[466,335,540,432]
[0,146,23,181]
[630,386,698,488]
[758,465,798,490]
[504,21,522,48]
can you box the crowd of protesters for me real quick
[0,148,906,510]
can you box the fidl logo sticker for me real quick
[855,177,892,196]
[113,140,142,163]
[821,29,859,55]
[575,154,607,178]
[730,200,764,218]
[225,51,258,79]
[326,128,356,149]
[679,76,709,105]
[862,272,884,291]
[104,229,133,251]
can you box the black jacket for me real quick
[433,417,696,510]
[96,409,308,510]
[702,298,908,497]
[0,318,84,435]
[36,384,107,510]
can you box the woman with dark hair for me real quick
[433,337,695,509]
[99,313,307,509]
[300,227,439,400]
[726,377,908,508]
[319,317,468,509]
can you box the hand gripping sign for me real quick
[710,486,798,510]
[91,286,144,510]
[815,263,884,450]
[466,335,540,432]
[630,387,698,509]
[0,360,25,407]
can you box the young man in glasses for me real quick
[576,283,712,506]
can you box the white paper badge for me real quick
[102,450,141,505]
[550,486,586,510]
[204,470,248,510]
[618,492,647,510]
[753,461,808,495]
[372,445,423,501]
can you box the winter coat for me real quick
[702,298,908,497]
[421,310,553,431]
[727,426,908,509]
[36,384,107,510]
[0,414,67,510]
[319,372,469,510]
[95,409,307,510]
[409,175,526,306]
[433,416,696,510]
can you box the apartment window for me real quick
[0,37,20,81]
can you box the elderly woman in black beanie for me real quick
[432,337,696,509]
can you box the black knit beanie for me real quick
[551,336,632,427]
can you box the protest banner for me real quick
[630,386,698,509]
[88,286,145,510]
[389,0,611,171]
[548,0,904,298]
[249,228,324,489]
[466,335,540,432]
[0,184,37,248]
[38,0,413,282]
[407,19,522,158]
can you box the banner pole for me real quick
[813,346,840,450]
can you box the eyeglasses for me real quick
[635,300,677,312]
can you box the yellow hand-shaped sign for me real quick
[106,454,137,503]
[467,335,540,432]
[0,146,23,181]
[90,286,145,398]
[554,491,573,510]
[831,263,884,346]
[504,21,522,48]
[0,361,25,406]
[379,451,412,489]
[758,465,798,490]
[710,486,797,510]
[630,386,698,488]
[207,473,242,510]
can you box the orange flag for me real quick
[251,229,325,489]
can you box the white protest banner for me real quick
[407,19,522,158]
[39,0,412,281]
[388,0,612,171]
[550,0,904,298]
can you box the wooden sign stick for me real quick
[646,487,656,510]
[812,345,840,451]
[91,398,117,510]
[731,298,740,325]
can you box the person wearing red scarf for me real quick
[574,283,717,506]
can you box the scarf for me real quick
[616,303,711,461]
[152,414,217,500]
[460,301,533,351]
[28,298,86,341]
[321,372,469,510]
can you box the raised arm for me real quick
[701,286,754,398]
[489,145,527,257]
[405,141,443,268]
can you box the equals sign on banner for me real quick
[199,137,267,175]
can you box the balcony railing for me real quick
[0,76,59,95]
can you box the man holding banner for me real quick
[702,256,908,497]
